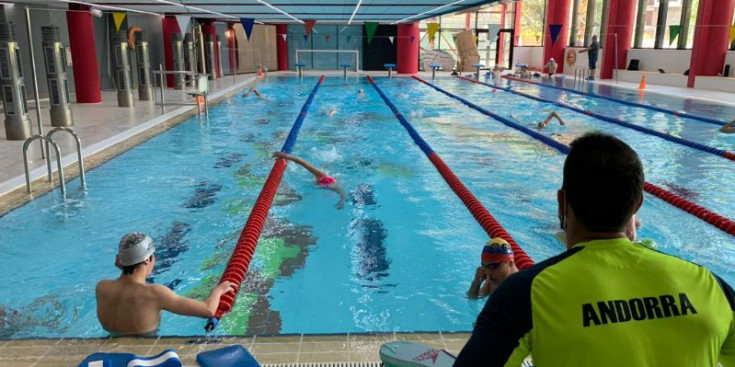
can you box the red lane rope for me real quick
[644,182,735,236]
[205,76,326,331]
[367,75,534,269]
[428,154,535,269]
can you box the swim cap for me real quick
[117,232,155,266]
[481,238,514,262]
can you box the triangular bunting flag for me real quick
[112,12,126,32]
[427,23,440,43]
[240,18,255,40]
[347,35,352,43]
[326,35,330,42]
[304,34,309,42]
[281,34,287,41]
[730,25,735,44]
[388,36,394,44]
[474,36,478,43]
[261,31,266,40]
[669,25,681,45]
[175,15,190,33]
[549,24,563,45]
[411,35,415,43]
[304,20,316,37]
[365,22,379,44]
[487,24,501,42]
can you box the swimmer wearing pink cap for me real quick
[467,238,519,298]
[273,152,347,209]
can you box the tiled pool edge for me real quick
[0,332,471,367]
[0,79,255,217]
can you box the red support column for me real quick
[66,4,101,103]
[227,24,237,74]
[687,0,735,87]
[513,1,523,47]
[201,21,220,78]
[601,0,637,79]
[397,22,419,74]
[542,0,572,73]
[162,15,181,87]
[276,24,288,70]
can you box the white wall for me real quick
[513,46,544,69]
[625,49,691,74]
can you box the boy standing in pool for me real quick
[96,232,235,336]
[467,238,518,298]
[455,133,735,367]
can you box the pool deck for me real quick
[0,332,471,367]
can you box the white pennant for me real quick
[175,15,191,33]
[388,36,394,44]
[281,34,287,41]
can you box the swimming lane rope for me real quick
[413,76,735,237]
[205,75,326,332]
[503,76,728,127]
[457,76,735,162]
[367,75,535,270]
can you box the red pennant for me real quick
[326,35,330,42]
[304,20,316,37]
[410,35,415,43]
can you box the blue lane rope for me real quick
[280,75,325,154]
[457,76,735,162]
[504,76,727,126]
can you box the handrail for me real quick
[23,135,66,198]
[413,76,735,237]
[367,75,535,270]
[574,66,590,86]
[456,75,735,162]
[47,127,86,188]
[205,75,326,332]
[153,65,209,116]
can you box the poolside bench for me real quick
[295,62,307,77]
[339,62,352,78]
[384,63,396,78]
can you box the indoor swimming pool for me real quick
[0,75,733,339]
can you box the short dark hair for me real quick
[122,255,152,275]
[562,133,644,232]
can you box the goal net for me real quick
[295,49,360,71]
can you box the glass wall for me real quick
[568,0,605,46]
[633,0,699,49]
[519,0,545,46]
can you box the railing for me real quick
[22,127,86,198]
[574,66,590,86]
[152,65,209,116]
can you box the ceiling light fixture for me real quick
[58,0,161,16]
[255,0,303,24]
[391,0,467,24]
[346,0,363,25]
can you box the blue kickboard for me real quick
[197,345,260,367]
[77,349,181,367]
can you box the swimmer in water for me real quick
[537,112,565,128]
[272,152,347,209]
[720,119,735,134]
[467,238,518,298]
[357,89,366,98]
[242,87,263,99]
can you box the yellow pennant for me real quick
[427,23,440,43]
[112,12,127,32]
[261,31,266,40]
[474,36,479,43]
[730,25,735,44]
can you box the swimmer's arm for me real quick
[721,119,735,133]
[155,281,235,318]
[331,185,346,210]
[273,152,327,178]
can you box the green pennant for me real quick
[347,35,352,43]
[669,25,681,45]
[365,22,379,44]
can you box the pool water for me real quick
[0,76,733,339]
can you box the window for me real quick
[634,0,699,49]
[519,0,545,46]
[569,0,588,46]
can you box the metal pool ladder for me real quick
[574,66,590,86]
[22,127,86,198]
